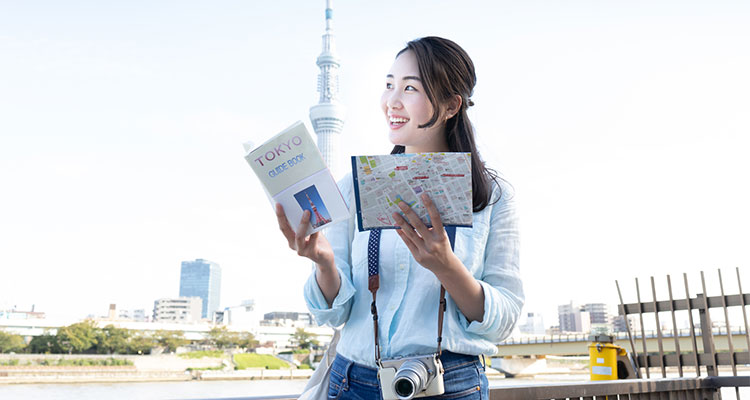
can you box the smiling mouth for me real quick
[389,116,409,128]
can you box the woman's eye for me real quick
[386,82,393,89]
[405,85,416,91]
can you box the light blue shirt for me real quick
[304,173,523,368]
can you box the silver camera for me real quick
[378,354,445,400]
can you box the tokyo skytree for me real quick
[309,0,345,178]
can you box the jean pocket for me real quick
[437,385,482,400]
[328,370,344,399]
[436,362,483,400]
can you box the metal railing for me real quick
[499,327,750,346]
[487,376,750,400]
[612,268,750,399]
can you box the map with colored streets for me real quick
[351,153,473,231]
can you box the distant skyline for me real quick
[1,1,749,328]
[179,259,221,319]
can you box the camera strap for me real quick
[367,226,457,365]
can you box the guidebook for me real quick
[244,121,349,236]
[351,152,473,231]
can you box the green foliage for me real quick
[27,333,60,354]
[186,366,224,371]
[96,325,131,354]
[127,332,154,355]
[0,359,20,366]
[233,353,290,370]
[28,357,133,367]
[153,330,188,353]
[292,349,310,354]
[203,327,258,350]
[56,320,99,354]
[298,363,312,369]
[291,328,319,350]
[206,326,238,349]
[237,331,259,351]
[25,325,153,355]
[0,330,26,353]
[179,350,224,359]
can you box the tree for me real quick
[128,332,155,355]
[153,330,188,353]
[27,332,60,354]
[291,328,319,350]
[0,330,26,353]
[56,320,99,354]
[206,326,241,349]
[237,332,259,351]
[96,325,131,354]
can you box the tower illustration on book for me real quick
[306,192,332,228]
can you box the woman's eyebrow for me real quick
[386,74,422,82]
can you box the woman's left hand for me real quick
[392,193,459,273]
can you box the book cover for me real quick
[351,152,473,231]
[244,121,348,235]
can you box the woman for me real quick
[276,36,523,399]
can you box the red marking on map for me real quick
[441,174,465,177]
[413,176,429,180]
[395,166,408,171]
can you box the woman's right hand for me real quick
[275,203,335,269]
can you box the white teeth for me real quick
[389,117,409,123]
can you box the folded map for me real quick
[351,153,473,231]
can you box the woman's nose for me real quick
[386,91,403,109]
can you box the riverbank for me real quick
[0,353,315,385]
[0,352,517,385]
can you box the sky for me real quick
[1,0,749,329]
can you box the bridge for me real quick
[496,327,750,356]
[0,317,334,349]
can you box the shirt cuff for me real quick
[460,280,508,339]
[304,267,356,326]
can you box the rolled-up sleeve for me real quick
[303,174,358,327]
[462,185,524,341]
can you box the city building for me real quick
[309,0,345,177]
[558,302,591,333]
[518,312,546,335]
[0,306,45,320]
[262,311,314,328]
[119,308,148,322]
[613,314,640,333]
[216,299,260,329]
[153,297,202,323]
[582,303,612,325]
[179,259,221,319]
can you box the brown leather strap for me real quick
[436,285,447,356]
[369,276,381,363]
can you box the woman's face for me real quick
[380,50,446,153]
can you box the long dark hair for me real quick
[390,36,501,213]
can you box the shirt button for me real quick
[398,264,405,270]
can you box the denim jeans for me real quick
[327,351,489,399]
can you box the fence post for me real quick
[698,292,718,376]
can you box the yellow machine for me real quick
[588,334,633,380]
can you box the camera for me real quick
[378,354,445,400]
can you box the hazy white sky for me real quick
[1,1,749,328]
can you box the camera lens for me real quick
[392,360,430,399]
[394,378,415,398]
